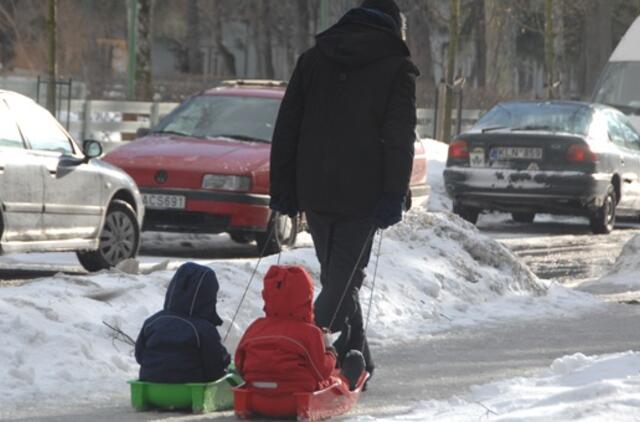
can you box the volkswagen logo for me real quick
[155,170,168,184]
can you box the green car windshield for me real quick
[155,95,281,143]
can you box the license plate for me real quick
[490,147,543,160]
[142,194,186,210]
[469,147,486,167]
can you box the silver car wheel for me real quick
[100,210,137,265]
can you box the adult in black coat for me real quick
[135,262,230,383]
[269,0,419,386]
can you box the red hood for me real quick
[104,135,270,174]
[262,265,314,322]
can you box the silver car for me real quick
[0,90,144,271]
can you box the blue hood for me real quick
[163,262,224,326]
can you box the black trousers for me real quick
[306,211,375,372]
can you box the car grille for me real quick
[143,210,231,233]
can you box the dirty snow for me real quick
[360,351,640,421]
[0,207,598,411]
[579,234,640,295]
[424,138,451,212]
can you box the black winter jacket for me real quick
[135,262,230,383]
[270,8,419,217]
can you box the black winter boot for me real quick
[341,350,365,390]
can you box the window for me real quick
[617,115,640,151]
[156,95,282,143]
[6,95,74,154]
[0,100,24,149]
[606,112,626,147]
[593,62,640,113]
[473,102,592,135]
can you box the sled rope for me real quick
[365,230,383,333]
[223,224,276,343]
[327,226,378,331]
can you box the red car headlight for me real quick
[202,174,251,192]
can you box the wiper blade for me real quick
[511,125,554,131]
[152,129,193,137]
[209,134,270,143]
[481,126,510,133]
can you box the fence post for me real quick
[81,100,92,141]
[150,101,159,127]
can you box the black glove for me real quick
[269,193,298,218]
[374,192,405,229]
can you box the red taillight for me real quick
[567,144,597,162]
[448,140,469,160]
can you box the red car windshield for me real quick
[155,95,281,143]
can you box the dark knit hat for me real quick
[361,0,402,31]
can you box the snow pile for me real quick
[423,138,451,212]
[579,234,640,294]
[0,208,596,409]
[364,351,640,421]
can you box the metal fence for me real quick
[65,99,179,142]
[60,100,482,145]
[416,108,484,139]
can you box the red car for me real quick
[104,80,428,254]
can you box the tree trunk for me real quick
[294,0,311,56]
[443,0,459,144]
[255,1,275,79]
[552,2,566,97]
[213,7,236,78]
[185,0,202,74]
[484,0,516,98]
[544,0,556,99]
[582,0,612,96]
[473,0,486,88]
[135,0,153,101]
[405,4,435,106]
[47,0,57,115]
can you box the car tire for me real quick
[512,212,535,223]
[229,232,253,244]
[255,212,298,256]
[589,185,616,235]
[453,202,480,225]
[77,200,141,272]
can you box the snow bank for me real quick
[423,138,451,212]
[364,351,640,421]
[0,208,595,409]
[579,234,640,294]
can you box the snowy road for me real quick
[12,302,640,421]
[2,216,640,286]
[4,215,640,421]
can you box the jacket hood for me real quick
[316,7,410,69]
[262,265,314,323]
[163,262,224,326]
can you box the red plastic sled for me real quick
[233,371,369,421]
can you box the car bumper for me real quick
[140,188,271,233]
[443,167,611,214]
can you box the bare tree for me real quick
[484,0,516,97]
[582,0,612,94]
[544,0,555,99]
[185,0,201,74]
[443,0,460,143]
[135,0,153,100]
[46,0,56,114]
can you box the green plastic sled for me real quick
[128,372,244,413]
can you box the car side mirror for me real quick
[83,140,103,160]
[136,127,151,138]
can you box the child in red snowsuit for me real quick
[235,265,338,393]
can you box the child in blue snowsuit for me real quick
[135,262,230,383]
